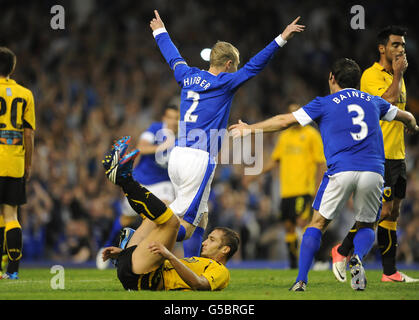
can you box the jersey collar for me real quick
[0,77,16,85]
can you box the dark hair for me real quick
[330,58,361,90]
[377,25,407,46]
[0,47,16,77]
[214,227,240,260]
[163,104,179,113]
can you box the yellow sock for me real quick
[378,220,397,231]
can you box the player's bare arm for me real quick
[102,246,122,261]
[148,242,211,290]
[381,53,408,104]
[229,113,299,138]
[23,128,34,181]
[394,109,419,134]
[280,16,306,41]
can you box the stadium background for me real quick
[1,0,418,268]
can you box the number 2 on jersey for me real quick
[184,90,199,123]
[347,104,368,141]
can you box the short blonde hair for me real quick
[210,41,240,68]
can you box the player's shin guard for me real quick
[5,220,22,274]
[121,178,173,225]
[377,221,398,276]
[353,227,375,260]
[183,226,204,257]
[338,223,357,257]
[296,227,322,283]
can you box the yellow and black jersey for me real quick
[271,125,325,198]
[162,256,230,291]
[361,62,406,160]
[0,78,36,178]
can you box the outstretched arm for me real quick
[229,113,299,138]
[226,17,305,90]
[148,242,211,290]
[394,109,419,134]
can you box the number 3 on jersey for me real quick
[184,91,199,123]
[347,104,368,141]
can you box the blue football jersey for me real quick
[132,122,171,185]
[154,28,285,158]
[293,88,398,176]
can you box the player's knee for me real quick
[380,201,393,220]
[390,203,401,221]
[308,211,329,232]
[2,205,18,222]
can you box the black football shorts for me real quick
[383,159,407,202]
[117,245,163,291]
[0,176,26,206]
[280,195,313,223]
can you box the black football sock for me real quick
[5,221,22,274]
[121,177,173,225]
[338,223,357,257]
[285,232,299,269]
[377,222,398,276]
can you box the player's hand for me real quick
[102,246,122,261]
[150,9,165,31]
[280,16,305,41]
[148,241,172,259]
[393,53,408,75]
[406,123,419,135]
[229,119,251,139]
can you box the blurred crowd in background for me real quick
[2,0,418,266]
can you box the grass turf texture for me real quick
[0,268,418,300]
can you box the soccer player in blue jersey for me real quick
[96,105,179,269]
[150,10,305,257]
[229,58,418,291]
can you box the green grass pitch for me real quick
[1,268,418,300]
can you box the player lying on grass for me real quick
[102,137,240,291]
[230,58,418,291]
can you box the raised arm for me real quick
[226,17,305,90]
[229,113,299,138]
[150,10,189,84]
[381,54,408,104]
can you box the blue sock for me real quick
[353,227,375,260]
[183,227,205,257]
[104,218,123,247]
[176,225,186,242]
[296,227,322,283]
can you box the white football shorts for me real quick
[121,180,175,217]
[313,171,384,223]
[168,146,216,226]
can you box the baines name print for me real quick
[163,303,255,318]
